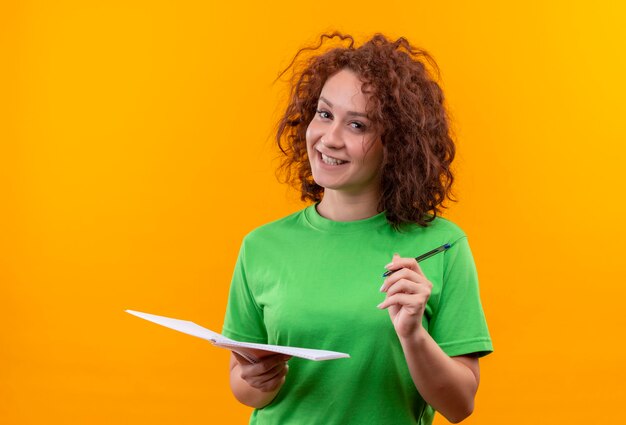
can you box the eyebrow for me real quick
[318,96,369,119]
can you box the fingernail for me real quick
[384,263,393,269]
[379,283,386,292]
[377,303,384,309]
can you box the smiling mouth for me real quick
[320,152,348,166]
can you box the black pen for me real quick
[382,243,451,277]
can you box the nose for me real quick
[321,122,343,149]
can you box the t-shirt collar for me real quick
[303,203,388,234]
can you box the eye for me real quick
[350,121,366,131]
[316,109,332,119]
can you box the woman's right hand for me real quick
[231,352,291,392]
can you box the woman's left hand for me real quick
[377,254,433,339]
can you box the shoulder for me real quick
[401,215,468,244]
[426,216,467,240]
[242,208,308,246]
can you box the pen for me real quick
[382,243,451,277]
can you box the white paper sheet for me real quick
[126,309,350,362]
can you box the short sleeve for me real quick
[429,235,493,357]
[221,239,268,343]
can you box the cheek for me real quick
[305,122,318,161]
[362,140,384,169]
[353,138,380,162]
[305,120,322,145]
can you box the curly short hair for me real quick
[275,32,457,228]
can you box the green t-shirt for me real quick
[222,205,492,425]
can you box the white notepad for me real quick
[126,310,350,362]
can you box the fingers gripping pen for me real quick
[382,243,451,277]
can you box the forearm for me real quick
[399,328,478,423]
[229,363,281,409]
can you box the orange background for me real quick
[2,1,625,424]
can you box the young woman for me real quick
[222,33,492,425]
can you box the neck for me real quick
[316,188,381,222]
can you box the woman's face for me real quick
[306,69,384,197]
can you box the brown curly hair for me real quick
[275,32,457,228]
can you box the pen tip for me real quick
[444,243,451,249]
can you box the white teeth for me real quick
[321,153,347,165]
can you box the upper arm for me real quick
[229,352,238,372]
[222,240,268,344]
[430,236,493,358]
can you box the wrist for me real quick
[398,325,429,348]
[231,365,283,409]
